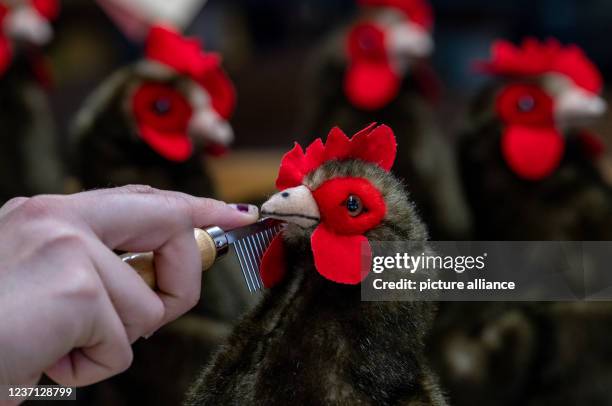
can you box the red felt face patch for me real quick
[345,23,400,111]
[312,177,386,235]
[495,83,555,127]
[132,82,194,162]
[145,25,236,120]
[495,83,565,180]
[0,34,11,77]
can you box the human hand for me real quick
[0,185,258,388]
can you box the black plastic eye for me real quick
[346,195,363,217]
[152,98,172,115]
[517,95,535,112]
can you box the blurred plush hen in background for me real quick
[0,0,64,203]
[70,24,235,197]
[187,124,447,406]
[460,38,612,240]
[68,24,252,406]
[301,0,471,239]
[432,39,612,406]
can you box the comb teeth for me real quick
[234,223,284,292]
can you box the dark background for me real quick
[48,0,612,148]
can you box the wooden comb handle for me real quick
[120,228,226,289]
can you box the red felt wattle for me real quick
[495,83,555,126]
[138,126,192,162]
[345,61,400,111]
[478,38,603,94]
[311,225,372,285]
[501,125,565,181]
[275,124,397,189]
[132,82,194,162]
[358,0,433,31]
[313,177,386,235]
[31,0,60,20]
[0,35,11,77]
[260,233,287,288]
[345,23,400,111]
[145,25,236,120]
[0,5,10,77]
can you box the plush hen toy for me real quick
[186,124,447,406]
[0,0,64,203]
[460,38,612,240]
[69,25,246,406]
[70,24,235,196]
[301,0,470,239]
[433,38,612,406]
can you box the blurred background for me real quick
[9,1,612,404]
[50,0,612,140]
[42,0,612,202]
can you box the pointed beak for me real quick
[6,7,53,46]
[261,185,320,228]
[555,87,607,123]
[386,23,433,60]
[189,108,234,147]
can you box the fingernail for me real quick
[229,203,257,215]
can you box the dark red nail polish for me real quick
[236,204,250,212]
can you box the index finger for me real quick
[70,185,259,251]
[68,185,259,324]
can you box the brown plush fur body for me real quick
[0,55,64,203]
[186,160,447,405]
[431,301,612,406]
[431,82,612,406]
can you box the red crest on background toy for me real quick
[145,25,235,119]
[31,0,60,20]
[131,25,236,162]
[358,0,433,31]
[478,38,603,94]
[262,124,396,287]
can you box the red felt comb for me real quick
[145,25,236,119]
[31,0,60,20]
[477,38,603,94]
[276,123,397,190]
[358,0,433,31]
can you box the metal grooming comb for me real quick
[121,218,285,293]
